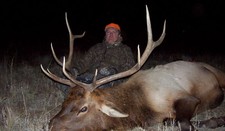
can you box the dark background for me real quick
[1,0,225,60]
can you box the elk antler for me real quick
[61,5,166,91]
[41,5,166,92]
[51,12,85,70]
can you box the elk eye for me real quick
[77,106,88,116]
[79,106,88,113]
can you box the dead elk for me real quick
[41,5,225,131]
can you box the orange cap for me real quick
[105,23,121,31]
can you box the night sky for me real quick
[2,0,225,59]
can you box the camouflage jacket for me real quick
[74,42,135,75]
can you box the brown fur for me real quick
[50,82,159,130]
[49,61,225,131]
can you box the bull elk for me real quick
[41,5,225,131]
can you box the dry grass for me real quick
[0,52,224,131]
[0,56,64,131]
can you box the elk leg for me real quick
[174,96,200,131]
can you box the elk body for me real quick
[41,6,225,131]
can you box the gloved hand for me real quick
[71,68,79,76]
[76,72,94,84]
[99,67,117,76]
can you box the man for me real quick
[73,23,135,88]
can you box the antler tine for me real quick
[138,5,166,66]
[137,45,141,68]
[65,12,85,69]
[61,57,96,92]
[93,5,166,88]
[51,43,62,67]
[40,64,75,87]
[50,12,85,71]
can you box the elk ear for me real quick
[99,104,129,118]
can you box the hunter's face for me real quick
[105,28,120,44]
